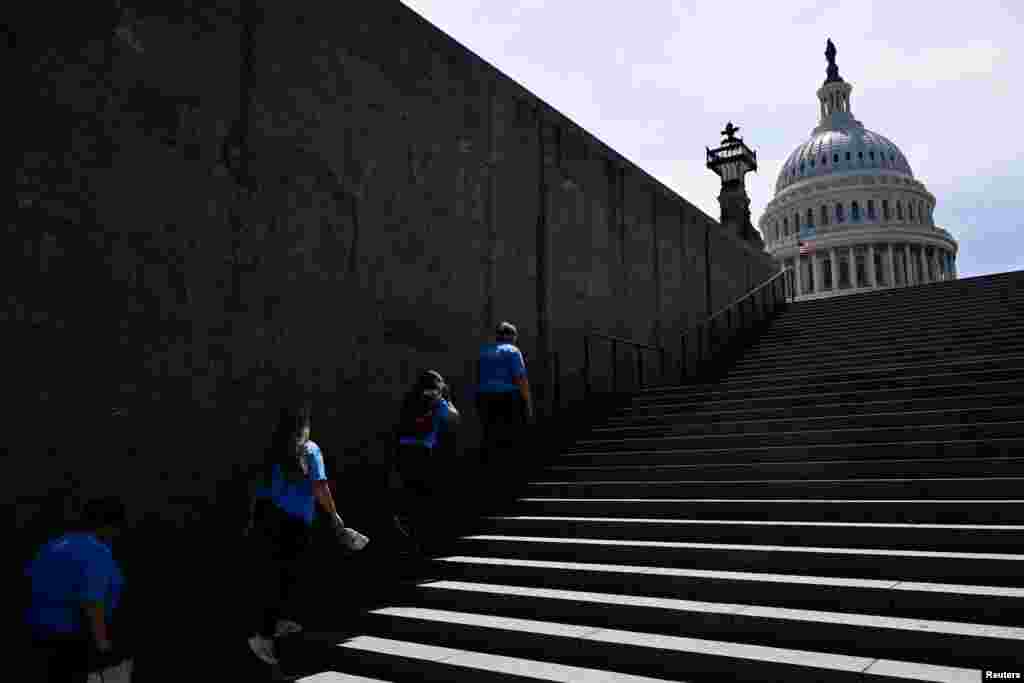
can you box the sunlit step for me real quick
[298,673,392,683]
[436,556,1024,599]
[413,580,1024,665]
[452,535,1024,585]
[462,535,1024,560]
[485,516,1024,530]
[478,515,1024,551]
[366,607,980,682]
[335,635,681,682]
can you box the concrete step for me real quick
[336,606,984,682]
[730,339,1024,377]
[507,497,1024,524]
[613,379,1024,417]
[299,632,685,682]
[637,356,1024,400]
[726,351,1024,387]
[450,534,1024,586]
[588,405,1024,437]
[622,368,1024,408]
[524,475,1024,500]
[545,456,1024,482]
[556,439,1024,467]
[600,391,1024,427]
[761,311,1024,344]
[776,277,1024,317]
[782,280,1024,310]
[566,421,1024,452]
[410,580,1024,669]
[763,306,1023,337]
[432,555,1024,626]
[734,334,1024,370]
[474,515,1024,552]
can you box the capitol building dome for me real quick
[759,40,959,299]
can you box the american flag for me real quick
[798,240,815,255]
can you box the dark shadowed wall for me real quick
[10,1,775,537]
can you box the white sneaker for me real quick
[248,635,279,665]
[274,619,304,637]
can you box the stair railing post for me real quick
[637,348,644,390]
[611,338,618,394]
[659,347,666,384]
[583,335,591,401]
[553,350,561,414]
[679,333,687,384]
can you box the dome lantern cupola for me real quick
[815,39,860,135]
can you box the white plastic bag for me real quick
[88,658,133,683]
[338,526,370,551]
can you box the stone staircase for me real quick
[290,270,1024,682]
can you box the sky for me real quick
[402,0,1024,279]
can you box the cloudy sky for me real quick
[402,0,1023,279]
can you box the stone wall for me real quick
[10,1,775,534]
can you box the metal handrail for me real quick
[706,267,791,326]
[579,268,793,400]
[584,331,667,398]
[679,267,793,383]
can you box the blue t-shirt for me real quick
[398,398,452,450]
[24,532,124,636]
[255,440,328,525]
[477,343,527,393]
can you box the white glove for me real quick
[330,512,345,530]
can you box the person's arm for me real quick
[511,348,534,420]
[515,376,534,420]
[81,556,114,652]
[243,475,261,536]
[83,601,112,651]
[307,444,344,527]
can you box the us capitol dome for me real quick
[759,40,959,299]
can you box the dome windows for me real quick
[806,208,814,228]
[851,201,861,222]
[835,202,845,223]
[896,201,904,221]
[820,204,829,226]
[846,152,851,161]
[908,201,915,221]
[869,151,875,160]
[783,217,789,236]
[882,199,891,220]
[867,199,876,220]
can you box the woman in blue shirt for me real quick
[245,404,346,668]
[476,321,533,466]
[393,370,460,554]
[24,496,127,681]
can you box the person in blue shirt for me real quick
[392,370,460,554]
[24,496,128,681]
[244,404,346,668]
[476,321,534,466]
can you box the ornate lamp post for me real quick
[707,122,763,248]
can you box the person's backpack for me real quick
[399,391,441,442]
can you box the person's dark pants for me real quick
[25,628,111,682]
[27,631,88,682]
[393,444,440,549]
[476,391,527,468]
[250,501,312,638]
